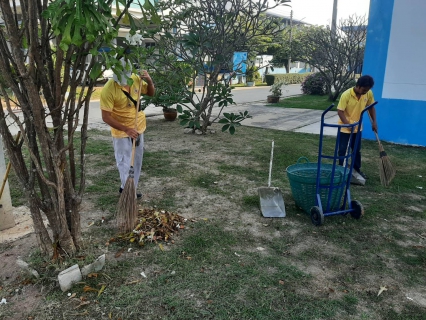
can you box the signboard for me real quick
[233,52,247,74]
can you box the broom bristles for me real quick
[116,177,138,233]
[378,142,396,187]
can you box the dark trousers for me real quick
[338,132,362,172]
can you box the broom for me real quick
[116,76,144,233]
[368,113,396,187]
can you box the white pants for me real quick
[112,135,144,190]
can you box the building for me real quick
[363,0,426,146]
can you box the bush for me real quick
[301,72,327,95]
[265,73,311,86]
[246,66,260,82]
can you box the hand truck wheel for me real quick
[310,206,324,226]
[350,200,364,219]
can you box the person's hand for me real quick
[372,121,378,133]
[124,127,139,139]
[140,70,153,85]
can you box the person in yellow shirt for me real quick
[337,75,377,180]
[100,58,155,198]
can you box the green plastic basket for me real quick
[286,157,349,214]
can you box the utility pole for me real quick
[331,0,338,37]
[287,9,293,74]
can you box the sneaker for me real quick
[356,170,368,180]
[119,187,142,199]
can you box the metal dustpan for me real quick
[258,140,286,218]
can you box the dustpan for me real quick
[258,140,286,218]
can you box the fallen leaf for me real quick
[75,301,90,309]
[114,248,125,258]
[87,273,98,278]
[109,312,112,319]
[159,243,164,251]
[68,293,76,299]
[87,221,94,227]
[377,286,388,296]
[279,280,285,285]
[97,285,106,297]
[83,285,98,293]
[329,288,335,293]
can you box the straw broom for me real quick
[368,114,396,187]
[116,78,144,233]
[373,131,396,187]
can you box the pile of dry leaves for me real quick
[110,208,186,246]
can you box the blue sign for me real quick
[233,52,247,74]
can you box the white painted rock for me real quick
[58,264,82,292]
[16,258,40,279]
[81,254,106,277]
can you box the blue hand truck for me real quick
[310,101,378,226]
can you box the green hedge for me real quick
[265,73,312,85]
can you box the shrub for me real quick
[301,72,327,95]
[246,66,260,82]
[265,73,311,86]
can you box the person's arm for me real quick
[368,106,378,133]
[337,110,350,124]
[101,110,139,139]
[140,70,155,97]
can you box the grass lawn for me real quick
[275,94,340,111]
[3,120,426,320]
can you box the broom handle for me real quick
[367,112,382,146]
[0,131,21,199]
[130,76,144,167]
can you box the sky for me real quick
[269,0,371,26]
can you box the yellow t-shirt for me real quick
[337,88,374,133]
[100,74,148,138]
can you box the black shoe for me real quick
[119,187,142,199]
[356,170,368,179]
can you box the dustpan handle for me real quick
[268,140,274,187]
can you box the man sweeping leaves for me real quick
[337,75,377,181]
[100,58,155,200]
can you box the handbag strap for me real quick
[121,89,138,108]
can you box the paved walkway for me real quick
[143,98,339,137]
[5,86,339,136]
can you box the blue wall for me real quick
[363,0,426,146]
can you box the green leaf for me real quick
[229,126,236,135]
[179,119,189,126]
[221,124,230,132]
[218,118,228,124]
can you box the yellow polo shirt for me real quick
[100,74,148,138]
[337,88,374,133]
